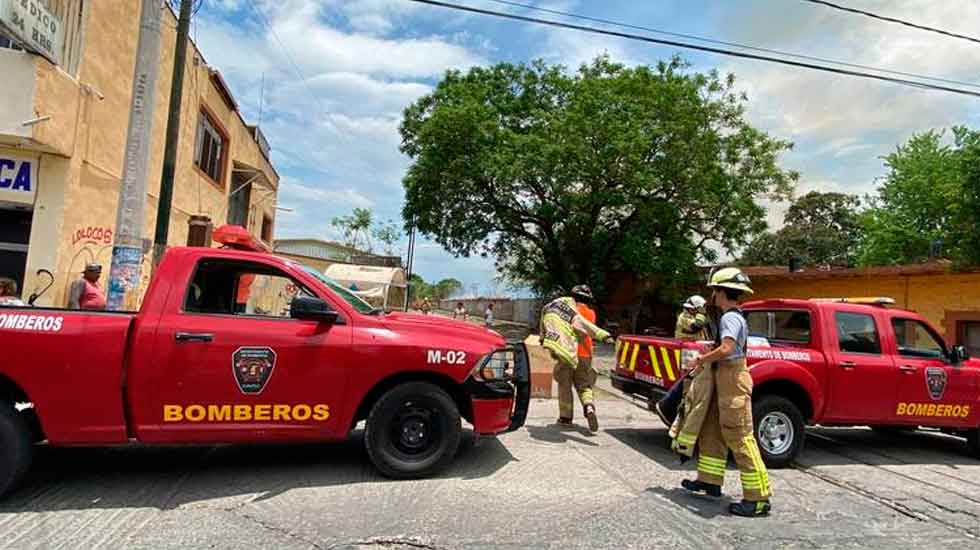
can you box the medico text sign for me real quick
[0,153,37,206]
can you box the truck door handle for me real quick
[899,365,917,374]
[839,361,857,370]
[175,332,213,343]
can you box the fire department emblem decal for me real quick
[233,347,277,394]
[925,367,947,401]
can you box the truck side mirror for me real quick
[951,345,970,365]
[290,296,340,324]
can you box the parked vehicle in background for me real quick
[612,298,980,467]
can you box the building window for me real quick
[194,109,227,187]
[261,214,273,243]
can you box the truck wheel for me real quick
[364,382,461,479]
[753,395,805,469]
[0,401,33,498]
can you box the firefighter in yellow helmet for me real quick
[681,267,772,517]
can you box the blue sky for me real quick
[194,0,980,294]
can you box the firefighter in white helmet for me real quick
[681,267,772,517]
[675,295,708,341]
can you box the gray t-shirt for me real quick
[719,310,748,360]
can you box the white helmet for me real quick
[683,295,706,311]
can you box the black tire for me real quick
[753,395,806,469]
[0,401,33,499]
[364,382,461,479]
[967,429,980,459]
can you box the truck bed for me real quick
[0,307,134,444]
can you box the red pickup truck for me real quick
[611,298,979,467]
[0,231,529,498]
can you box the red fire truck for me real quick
[0,226,529,498]
[611,298,980,467]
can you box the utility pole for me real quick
[404,219,417,311]
[152,0,194,268]
[106,0,163,310]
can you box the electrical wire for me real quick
[244,1,331,116]
[406,0,980,99]
[485,0,980,91]
[802,0,980,45]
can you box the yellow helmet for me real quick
[708,267,754,294]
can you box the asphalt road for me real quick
[2,389,980,550]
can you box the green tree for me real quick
[331,207,374,253]
[373,219,401,256]
[740,191,862,267]
[857,130,963,266]
[434,278,463,300]
[400,56,796,300]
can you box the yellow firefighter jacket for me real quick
[540,297,611,369]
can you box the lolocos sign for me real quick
[0,154,37,206]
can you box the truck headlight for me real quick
[472,349,515,382]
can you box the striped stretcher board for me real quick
[614,337,686,387]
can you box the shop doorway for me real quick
[0,207,32,296]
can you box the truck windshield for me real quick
[302,266,377,315]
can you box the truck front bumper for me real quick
[467,342,531,435]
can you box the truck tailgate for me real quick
[614,336,699,391]
[0,309,134,444]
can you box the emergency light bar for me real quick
[212,224,270,253]
[811,297,896,307]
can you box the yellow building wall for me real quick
[21,2,278,308]
[751,273,980,339]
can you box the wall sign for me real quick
[0,0,64,66]
[0,153,37,206]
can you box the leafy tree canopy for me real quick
[858,128,980,267]
[740,191,862,267]
[400,56,796,300]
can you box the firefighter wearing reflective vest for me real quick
[540,286,612,433]
[681,268,772,517]
[675,295,708,341]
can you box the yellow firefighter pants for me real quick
[554,357,597,419]
[696,358,772,502]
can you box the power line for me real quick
[244,1,331,116]
[485,0,980,91]
[406,0,980,99]
[802,0,980,45]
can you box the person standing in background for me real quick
[68,264,107,310]
[453,302,467,321]
[484,303,494,327]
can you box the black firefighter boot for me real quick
[583,404,599,433]
[654,378,684,427]
[681,479,722,498]
[729,499,771,518]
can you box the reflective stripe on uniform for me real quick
[698,455,726,476]
[742,435,771,496]
[676,432,697,446]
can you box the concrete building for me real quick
[274,238,402,272]
[0,1,278,307]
